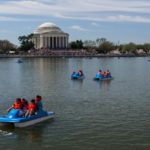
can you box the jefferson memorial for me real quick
[32,22,69,49]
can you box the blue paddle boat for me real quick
[0,109,54,128]
[16,59,23,63]
[71,72,84,80]
[94,74,113,81]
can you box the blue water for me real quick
[0,57,150,150]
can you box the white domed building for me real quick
[32,22,69,49]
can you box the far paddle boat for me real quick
[16,59,23,63]
[71,70,84,80]
[94,70,113,81]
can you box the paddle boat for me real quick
[16,59,23,63]
[0,109,54,128]
[71,72,84,80]
[93,74,113,81]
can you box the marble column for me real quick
[40,36,43,48]
[58,37,60,48]
[35,37,38,48]
[43,37,47,48]
[49,37,52,49]
[63,37,66,48]
[61,37,63,48]
[52,37,54,49]
[66,36,68,48]
[54,37,56,49]
[59,37,61,48]
[62,37,64,48]
[48,37,50,48]
[56,37,58,49]
[64,37,66,48]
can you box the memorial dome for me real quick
[34,22,62,34]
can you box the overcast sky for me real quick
[0,0,150,45]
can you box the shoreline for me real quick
[0,54,149,58]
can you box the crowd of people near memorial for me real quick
[28,49,91,56]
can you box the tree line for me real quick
[0,35,150,54]
[69,38,150,54]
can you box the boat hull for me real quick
[71,74,85,80]
[14,113,54,127]
[71,76,84,80]
[0,110,54,128]
[94,77,114,81]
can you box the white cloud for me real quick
[58,14,150,23]
[71,25,88,31]
[0,16,19,21]
[4,0,150,14]
[91,22,99,26]
[0,0,150,23]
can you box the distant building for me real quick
[32,22,69,49]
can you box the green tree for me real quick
[69,40,83,49]
[96,40,115,54]
[96,38,106,47]
[18,34,34,51]
[121,42,137,54]
[0,40,17,54]
[142,43,150,54]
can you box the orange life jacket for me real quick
[103,71,107,76]
[13,102,22,109]
[28,103,36,111]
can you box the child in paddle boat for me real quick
[72,71,76,76]
[99,70,103,75]
[7,98,22,112]
[103,71,107,78]
[35,95,43,111]
[106,70,111,77]
[21,98,29,111]
[78,70,83,76]
[25,99,37,117]
[7,98,26,117]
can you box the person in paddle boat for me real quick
[103,71,107,78]
[71,71,76,76]
[106,70,111,78]
[7,98,24,117]
[21,98,29,111]
[25,99,37,117]
[96,70,103,78]
[78,70,83,77]
[35,95,43,112]
[7,98,22,112]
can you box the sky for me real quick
[0,0,150,45]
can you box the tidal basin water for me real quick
[0,57,150,150]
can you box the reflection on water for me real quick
[0,57,150,150]
[99,80,112,90]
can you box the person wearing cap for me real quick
[35,95,43,111]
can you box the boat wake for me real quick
[0,130,13,136]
